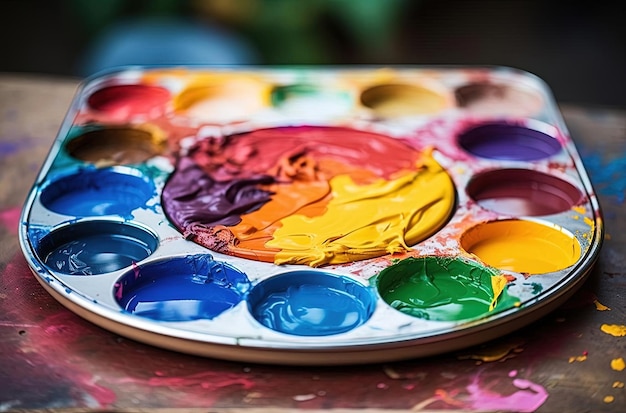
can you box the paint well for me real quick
[174,76,268,122]
[87,84,170,119]
[116,255,250,322]
[360,83,449,117]
[460,219,581,274]
[374,257,515,322]
[466,168,584,216]
[270,84,353,117]
[37,221,158,275]
[247,270,375,336]
[40,168,154,217]
[455,82,544,117]
[65,126,165,165]
[457,122,562,161]
[162,126,456,266]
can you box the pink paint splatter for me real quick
[465,375,548,412]
[0,207,21,235]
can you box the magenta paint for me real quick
[466,168,584,216]
[0,207,20,235]
[457,123,562,161]
[40,168,155,218]
[247,271,375,336]
[116,255,251,322]
[37,221,158,275]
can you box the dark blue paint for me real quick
[458,123,562,161]
[116,255,251,322]
[247,271,375,336]
[40,168,154,217]
[38,221,158,275]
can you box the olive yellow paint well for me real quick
[460,219,581,274]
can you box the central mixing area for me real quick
[162,126,455,266]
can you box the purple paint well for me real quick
[458,123,561,161]
[466,168,584,216]
[247,271,375,336]
[37,221,158,275]
[40,168,154,217]
[115,255,250,322]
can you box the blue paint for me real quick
[38,221,158,275]
[579,149,626,204]
[247,271,375,336]
[116,255,250,322]
[40,168,155,218]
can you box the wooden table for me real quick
[1,74,625,412]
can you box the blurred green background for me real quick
[1,0,624,107]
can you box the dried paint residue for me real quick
[594,299,610,311]
[568,355,587,363]
[610,357,625,371]
[601,324,626,337]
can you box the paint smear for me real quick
[163,126,455,267]
[601,324,626,337]
[0,207,20,235]
[374,256,518,322]
[460,219,581,274]
[610,357,625,371]
[568,355,587,363]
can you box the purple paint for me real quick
[247,271,375,336]
[115,255,250,322]
[466,168,584,216]
[40,168,154,217]
[457,123,562,161]
[37,221,158,275]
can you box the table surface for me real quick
[1,74,625,413]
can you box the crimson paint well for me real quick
[115,255,250,322]
[37,221,158,275]
[457,123,561,161]
[87,84,170,118]
[40,168,154,217]
[65,126,164,165]
[466,169,584,216]
[247,271,375,336]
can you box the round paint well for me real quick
[374,256,515,322]
[466,168,584,216]
[270,84,352,116]
[457,122,562,161]
[37,220,158,275]
[247,271,376,336]
[174,78,267,122]
[40,168,154,217]
[454,82,544,117]
[65,126,164,165]
[87,84,170,118]
[115,255,250,322]
[460,219,582,274]
[360,83,449,117]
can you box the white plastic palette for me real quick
[19,66,603,365]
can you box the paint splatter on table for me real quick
[1,75,625,412]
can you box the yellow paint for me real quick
[601,324,626,337]
[568,353,587,363]
[613,381,625,388]
[594,300,610,311]
[267,150,455,266]
[611,358,625,371]
[572,205,586,214]
[603,395,614,403]
[489,275,508,311]
[460,220,581,274]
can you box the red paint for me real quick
[87,84,170,119]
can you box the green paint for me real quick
[270,84,351,107]
[525,282,543,294]
[373,256,519,322]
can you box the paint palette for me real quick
[19,66,603,365]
